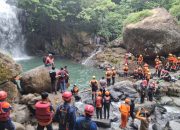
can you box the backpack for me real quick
[81,120,92,130]
[59,105,70,127]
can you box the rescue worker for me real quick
[155,55,160,65]
[136,108,150,130]
[49,66,57,94]
[111,67,116,85]
[157,61,163,77]
[64,66,70,88]
[145,72,151,84]
[177,57,180,70]
[99,77,107,97]
[106,68,112,86]
[103,91,111,119]
[95,91,103,119]
[133,68,139,79]
[160,69,171,82]
[0,91,15,130]
[74,105,97,130]
[167,53,174,70]
[90,76,98,102]
[123,64,129,77]
[56,68,68,93]
[140,80,147,103]
[148,85,154,102]
[138,54,143,65]
[45,54,54,67]
[71,84,81,101]
[119,98,130,129]
[35,92,54,130]
[54,91,76,130]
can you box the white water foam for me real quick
[0,0,27,59]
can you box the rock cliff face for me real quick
[123,8,180,57]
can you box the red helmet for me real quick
[62,91,72,102]
[0,91,7,100]
[85,105,94,116]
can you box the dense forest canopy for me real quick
[18,0,180,41]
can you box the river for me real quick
[17,57,104,90]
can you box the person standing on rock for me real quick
[56,68,68,93]
[137,54,143,65]
[103,91,111,119]
[54,91,76,130]
[74,104,97,130]
[35,92,54,130]
[49,66,57,94]
[123,64,129,77]
[90,76,98,102]
[130,99,135,123]
[99,77,107,97]
[95,91,103,119]
[0,91,15,130]
[111,67,117,85]
[64,66,70,88]
[45,54,54,67]
[119,98,130,129]
[106,68,112,86]
[136,108,150,130]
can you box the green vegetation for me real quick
[17,0,180,41]
[124,10,153,26]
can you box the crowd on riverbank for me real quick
[0,53,180,130]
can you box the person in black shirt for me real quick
[130,99,135,123]
[49,66,57,94]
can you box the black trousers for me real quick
[51,80,57,94]
[104,103,110,119]
[107,78,111,86]
[112,77,115,85]
[96,107,102,119]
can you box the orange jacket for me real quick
[119,104,130,114]
[106,71,112,79]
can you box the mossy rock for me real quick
[0,52,22,84]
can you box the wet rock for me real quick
[20,93,41,105]
[152,123,163,130]
[74,101,85,115]
[11,104,30,123]
[20,66,51,94]
[13,122,25,130]
[172,97,180,107]
[135,101,156,113]
[160,96,173,105]
[123,8,180,57]
[0,81,19,103]
[109,90,121,102]
[92,118,111,128]
[25,125,36,130]
[164,119,180,130]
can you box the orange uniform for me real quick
[138,55,143,65]
[106,70,112,79]
[119,103,130,128]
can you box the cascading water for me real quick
[0,0,27,59]
[82,46,102,66]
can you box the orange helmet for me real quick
[97,91,102,96]
[62,91,72,102]
[169,53,172,56]
[105,91,110,96]
[0,91,7,100]
[125,98,130,103]
[85,105,94,116]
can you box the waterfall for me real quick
[82,46,102,65]
[0,0,27,60]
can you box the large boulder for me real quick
[20,66,51,94]
[123,8,180,57]
[0,81,19,103]
[164,119,180,130]
[0,52,22,83]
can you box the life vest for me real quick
[96,96,102,108]
[112,70,116,77]
[104,96,111,104]
[35,101,53,124]
[138,57,143,63]
[106,71,112,78]
[142,80,148,87]
[138,68,143,73]
[0,102,10,121]
[123,67,128,72]
[91,80,98,89]
[58,71,66,79]
[168,56,174,63]
[119,104,130,113]
[59,105,70,128]
[73,87,79,94]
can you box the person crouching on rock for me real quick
[95,91,103,119]
[119,98,130,129]
[54,91,76,130]
[71,84,81,102]
[35,92,54,130]
[103,91,111,119]
[74,104,97,130]
[0,91,15,130]
[136,108,150,130]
